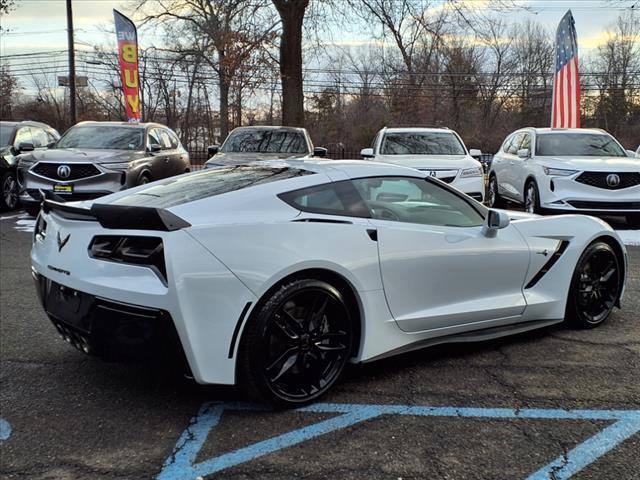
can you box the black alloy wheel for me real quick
[567,242,621,328]
[0,171,19,211]
[240,279,353,406]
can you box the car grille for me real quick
[31,162,101,181]
[567,200,640,210]
[439,176,456,184]
[575,171,640,190]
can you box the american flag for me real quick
[551,10,581,128]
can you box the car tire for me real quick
[626,214,640,229]
[0,171,19,212]
[137,173,152,186]
[24,203,41,217]
[524,180,541,214]
[238,278,353,407]
[487,174,504,208]
[566,241,621,329]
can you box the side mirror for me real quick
[17,142,35,153]
[626,150,636,158]
[46,141,57,149]
[361,148,374,159]
[481,209,510,238]
[469,148,482,157]
[313,147,327,158]
[207,145,220,156]
[517,148,530,159]
[148,143,162,153]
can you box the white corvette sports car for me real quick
[32,160,627,405]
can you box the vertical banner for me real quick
[114,9,141,122]
[551,10,580,128]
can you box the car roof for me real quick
[72,121,162,129]
[383,127,454,134]
[0,120,54,128]
[230,125,307,133]
[517,127,610,136]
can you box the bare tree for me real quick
[135,0,277,138]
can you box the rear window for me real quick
[221,129,308,154]
[112,166,314,208]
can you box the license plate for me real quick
[53,184,73,194]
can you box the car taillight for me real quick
[34,214,47,242]
[89,236,167,284]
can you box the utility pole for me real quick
[66,0,77,125]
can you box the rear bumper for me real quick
[33,270,189,367]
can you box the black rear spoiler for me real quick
[41,197,191,232]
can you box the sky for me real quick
[1,0,637,58]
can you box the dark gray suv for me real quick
[18,121,190,216]
[0,120,60,211]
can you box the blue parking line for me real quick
[157,402,640,480]
[0,418,11,445]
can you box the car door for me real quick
[161,128,187,176]
[500,132,525,200]
[511,132,532,201]
[147,128,170,179]
[352,176,530,333]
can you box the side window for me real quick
[32,128,49,148]
[520,133,531,151]
[279,181,370,218]
[166,129,180,149]
[507,133,524,155]
[46,130,59,145]
[14,127,33,147]
[148,128,162,148]
[159,130,173,150]
[351,176,484,227]
[502,135,513,153]
[371,133,379,151]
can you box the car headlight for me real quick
[100,162,131,170]
[18,158,35,168]
[460,167,483,178]
[543,167,578,176]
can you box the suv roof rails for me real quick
[386,124,449,129]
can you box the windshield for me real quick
[221,129,308,154]
[0,124,15,147]
[536,133,626,157]
[381,132,466,155]
[57,126,144,150]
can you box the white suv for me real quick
[488,128,640,228]
[361,127,485,202]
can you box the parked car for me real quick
[488,128,640,228]
[204,126,327,168]
[360,127,485,202]
[18,121,190,216]
[0,120,60,211]
[32,160,626,405]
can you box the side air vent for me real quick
[525,241,570,289]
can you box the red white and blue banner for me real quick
[114,9,141,122]
[551,10,580,128]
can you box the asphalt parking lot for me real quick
[1,212,638,480]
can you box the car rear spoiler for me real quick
[40,194,191,232]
